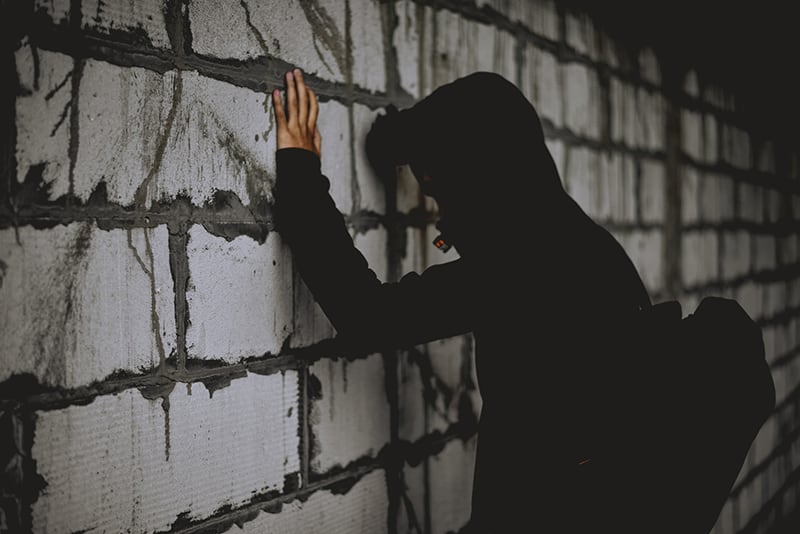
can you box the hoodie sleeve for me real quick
[275,147,474,351]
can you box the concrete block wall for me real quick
[1,1,797,532]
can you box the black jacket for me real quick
[275,72,653,531]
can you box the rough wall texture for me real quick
[1,0,798,532]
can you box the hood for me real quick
[368,71,576,257]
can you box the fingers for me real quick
[285,70,297,127]
[295,69,308,128]
[313,125,322,155]
[272,89,286,130]
[307,87,319,131]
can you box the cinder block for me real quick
[72,63,277,208]
[609,77,636,147]
[765,282,786,319]
[15,47,73,201]
[756,141,776,173]
[291,272,336,349]
[699,173,735,223]
[478,0,559,40]
[353,104,386,214]
[319,100,353,215]
[753,415,777,466]
[427,336,481,427]
[545,139,566,185]
[780,234,798,266]
[599,152,632,223]
[394,0,423,98]
[637,89,665,151]
[754,235,777,272]
[721,231,751,280]
[736,281,763,321]
[185,226,292,362]
[424,9,516,95]
[309,355,391,473]
[681,231,719,287]
[233,470,388,533]
[563,63,601,139]
[0,224,175,388]
[681,165,700,225]
[34,0,70,25]
[396,164,423,214]
[81,0,171,48]
[622,230,663,293]
[428,437,477,534]
[683,70,699,98]
[565,146,599,218]
[397,459,426,534]
[189,0,386,91]
[31,373,300,532]
[739,183,765,223]
[681,109,702,161]
[638,48,661,85]
[522,44,562,128]
[398,350,427,443]
[565,11,596,58]
[703,114,718,163]
[639,158,665,223]
[766,189,781,224]
[721,124,751,169]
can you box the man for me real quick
[272,68,654,531]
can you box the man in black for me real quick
[272,68,656,532]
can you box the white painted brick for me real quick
[736,281,763,321]
[603,151,637,223]
[713,498,734,534]
[353,104,386,214]
[522,44,562,128]
[622,230,663,293]
[428,336,480,428]
[721,231,751,280]
[566,11,596,58]
[610,77,636,147]
[309,355,391,472]
[699,173,735,223]
[637,89,665,151]
[683,70,699,98]
[703,114,718,164]
[681,231,719,287]
[190,0,385,92]
[640,158,665,223]
[429,437,477,534]
[479,0,559,40]
[35,0,70,24]
[598,30,621,68]
[426,10,516,95]
[233,470,388,534]
[681,165,700,225]
[73,63,277,208]
[545,138,566,185]
[185,226,292,362]
[681,109,702,161]
[638,48,661,85]
[15,47,73,200]
[754,235,776,272]
[32,374,300,532]
[82,0,171,48]
[563,63,601,139]
[319,100,354,215]
[773,356,800,406]
[565,146,598,217]
[739,183,764,223]
[0,224,174,388]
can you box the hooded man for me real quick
[273,68,660,532]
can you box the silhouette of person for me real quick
[272,68,657,532]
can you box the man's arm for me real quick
[272,69,474,352]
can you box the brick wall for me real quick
[1,1,797,532]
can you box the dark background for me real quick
[569,0,799,143]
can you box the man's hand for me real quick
[273,68,321,158]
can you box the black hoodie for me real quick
[275,72,653,531]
